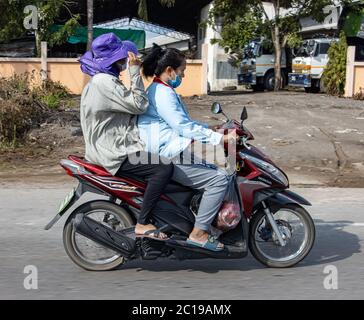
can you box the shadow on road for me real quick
[118,219,360,273]
[119,256,264,274]
[298,219,361,268]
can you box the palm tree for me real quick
[87,0,94,50]
[137,0,175,21]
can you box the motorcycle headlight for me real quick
[240,153,289,186]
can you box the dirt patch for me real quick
[0,96,84,180]
[184,91,364,188]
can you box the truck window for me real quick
[262,46,273,55]
[318,43,331,55]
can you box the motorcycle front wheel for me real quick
[63,200,134,271]
[249,203,315,268]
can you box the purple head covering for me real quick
[79,33,138,77]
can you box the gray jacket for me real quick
[80,65,149,175]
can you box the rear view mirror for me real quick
[211,102,222,114]
[241,107,248,121]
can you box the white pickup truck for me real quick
[288,38,338,93]
[237,40,288,91]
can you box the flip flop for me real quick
[135,229,169,241]
[186,235,224,252]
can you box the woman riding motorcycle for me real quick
[138,45,237,251]
[79,34,173,240]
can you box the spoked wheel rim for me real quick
[71,209,126,265]
[253,208,309,262]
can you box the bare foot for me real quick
[188,230,209,243]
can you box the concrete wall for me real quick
[345,46,364,97]
[198,3,240,92]
[0,57,206,97]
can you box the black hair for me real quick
[142,44,186,78]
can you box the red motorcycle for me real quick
[45,103,315,270]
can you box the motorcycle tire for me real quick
[63,200,134,271]
[249,203,315,268]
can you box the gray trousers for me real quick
[172,150,230,232]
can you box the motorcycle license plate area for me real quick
[57,188,76,214]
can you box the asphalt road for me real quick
[0,181,363,300]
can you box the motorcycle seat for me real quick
[68,155,192,193]
[115,170,192,193]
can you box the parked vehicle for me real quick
[289,3,364,93]
[237,40,289,91]
[288,38,338,93]
[45,103,315,271]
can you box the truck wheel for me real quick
[305,86,319,94]
[264,71,285,91]
[264,72,275,91]
[310,80,320,93]
[319,79,327,93]
[304,87,312,93]
[311,86,320,93]
[251,84,265,92]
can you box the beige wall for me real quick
[345,46,364,97]
[0,58,205,97]
[120,59,204,96]
[0,58,42,87]
[354,66,364,94]
[48,59,90,94]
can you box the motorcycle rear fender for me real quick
[44,180,111,230]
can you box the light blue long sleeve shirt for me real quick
[138,81,223,159]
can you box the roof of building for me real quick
[94,17,191,50]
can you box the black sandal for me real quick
[135,229,169,241]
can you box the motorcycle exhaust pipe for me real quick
[73,214,136,258]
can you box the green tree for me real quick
[208,0,337,91]
[137,0,176,21]
[0,0,80,56]
[322,32,347,96]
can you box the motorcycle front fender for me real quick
[266,189,312,209]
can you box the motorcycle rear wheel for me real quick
[63,200,134,271]
[249,203,315,268]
